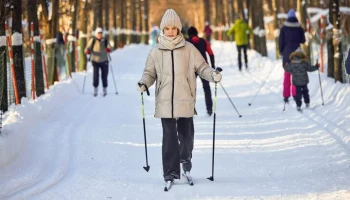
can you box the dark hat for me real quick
[187,26,198,36]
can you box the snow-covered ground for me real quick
[1,41,350,199]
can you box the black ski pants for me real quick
[237,44,248,69]
[295,85,310,107]
[200,77,213,113]
[161,117,194,182]
[92,61,108,88]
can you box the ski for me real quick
[182,172,194,186]
[164,180,173,191]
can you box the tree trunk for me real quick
[12,0,26,102]
[298,0,311,62]
[68,0,79,73]
[46,0,59,85]
[144,0,149,44]
[79,0,88,71]
[238,0,245,20]
[126,0,133,44]
[137,0,142,43]
[228,0,233,25]
[215,0,223,40]
[120,0,126,47]
[257,0,267,56]
[131,0,137,43]
[27,0,45,97]
[204,0,210,23]
[94,0,103,29]
[104,0,109,41]
[249,0,257,51]
[273,0,280,59]
[0,0,8,111]
[113,0,118,49]
[331,0,343,82]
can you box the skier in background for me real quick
[85,27,112,97]
[204,21,213,42]
[227,17,252,71]
[283,48,319,111]
[279,9,306,103]
[151,24,159,47]
[187,26,216,116]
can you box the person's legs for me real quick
[302,85,310,106]
[283,71,292,101]
[161,118,180,182]
[243,44,248,68]
[177,117,194,173]
[101,61,109,89]
[200,78,213,115]
[295,86,303,108]
[92,62,99,88]
[237,45,243,70]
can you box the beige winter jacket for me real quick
[85,38,111,63]
[138,39,216,118]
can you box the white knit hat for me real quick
[160,9,182,31]
[95,27,103,37]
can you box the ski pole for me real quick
[218,82,242,117]
[316,59,324,105]
[140,83,150,172]
[82,55,90,93]
[248,64,276,106]
[108,54,119,94]
[208,67,222,181]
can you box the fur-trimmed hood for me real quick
[289,48,307,62]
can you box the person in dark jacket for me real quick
[279,9,306,103]
[346,49,350,75]
[187,26,216,116]
[284,48,319,111]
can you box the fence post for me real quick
[39,25,49,90]
[30,22,36,100]
[5,22,19,105]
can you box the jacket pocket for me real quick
[156,80,162,97]
[186,77,194,100]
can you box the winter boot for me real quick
[93,87,98,97]
[296,106,302,112]
[183,171,193,185]
[103,87,107,96]
[283,97,289,103]
[306,103,310,108]
[207,110,213,116]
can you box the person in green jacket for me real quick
[227,18,252,71]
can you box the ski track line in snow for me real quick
[222,46,350,155]
[230,56,350,156]
[216,47,297,180]
[4,96,96,200]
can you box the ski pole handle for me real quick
[139,83,150,96]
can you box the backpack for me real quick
[90,37,108,50]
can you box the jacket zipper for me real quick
[171,50,175,118]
